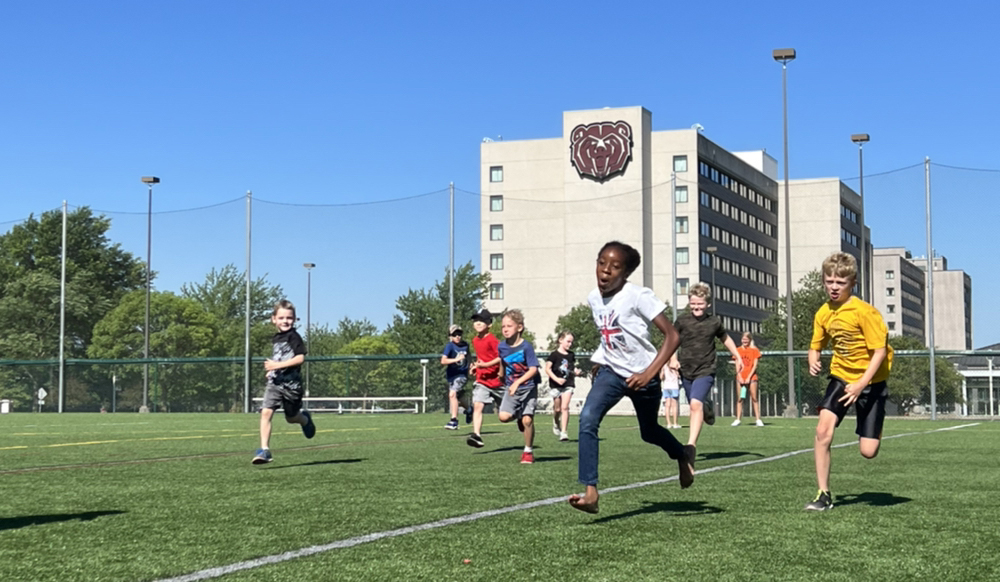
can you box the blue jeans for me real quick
[578,366,685,486]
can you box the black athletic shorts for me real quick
[818,376,888,439]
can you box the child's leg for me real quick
[472,401,486,434]
[552,393,563,431]
[571,368,626,512]
[685,376,714,446]
[259,408,274,450]
[750,380,761,421]
[522,414,534,448]
[814,409,838,492]
[630,388,684,458]
[735,388,744,421]
[669,398,679,427]
[559,393,572,433]
[448,385,460,419]
[856,381,888,459]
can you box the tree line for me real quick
[0,207,961,414]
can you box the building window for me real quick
[886,287,895,297]
[676,278,689,295]
[490,254,504,270]
[887,304,895,314]
[490,166,504,183]
[675,186,688,203]
[489,283,504,300]
[888,321,896,331]
[490,225,503,241]
[700,191,710,207]
[673,155,688,173]
[676,217,689,233]
[676,248,689,264]
[885,270,895,280]
[490,195,503,212]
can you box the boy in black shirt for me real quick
[669,283,742,475]
[253,299,316,464]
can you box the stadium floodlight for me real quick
[773,48,796,416]
[303,263,316,398]
[851,134,871,301]
[140,176,160,413]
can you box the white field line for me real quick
[153,423,979,582]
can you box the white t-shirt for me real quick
[588,282,667,378]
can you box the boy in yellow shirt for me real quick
[805,253,893,511]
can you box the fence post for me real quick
[795,358,802,418]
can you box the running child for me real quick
[569,241,688,514]
[661,363,681,429]
[805,252,893,511]
[440,324,470,430]
[496,309,540,464]
[545,331,580,442]
[467,309,503,448]
[253,300,316,464]
[669,283,742,473]
[732,332,764,427]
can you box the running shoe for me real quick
[804,490,833,511]
[466,433,485,448]
[520,451,534,464]
[731,419,741,427]
[445,419,459,430]
[301,410,316,439]
[252,448,272,465]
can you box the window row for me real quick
[841,227,858,248]
[700,190,775,237]
[698,161,774,212]
[704,253,778,288]
[700,221,777,263]
[490,166,503,183]
[721,316,762,335]
[841,204,859,225]
[716,285,776,312]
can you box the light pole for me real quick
[706,246,718,315]
[303,262,315,399]
[140,176,159,413]
[851,133,870,301]
[773,48,797,416]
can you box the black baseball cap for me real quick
[471,309,493,325]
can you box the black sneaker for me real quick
[444,419,459,430]
[804,489,833,511]
[703,399,716,426]
[465,408,474,425]
[466,433,485,448]
[301,409,316,439]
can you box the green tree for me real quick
[89,291,222,411]
[388,262,489,356]
[756,270,829,405]
[308,317,379,356]
[0,207,144,358]
[887,335,964,415]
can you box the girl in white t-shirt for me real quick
[568,241,692,514]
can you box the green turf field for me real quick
[1,413,998,581]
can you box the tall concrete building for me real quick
[910,255,973,350]
[782,178,870,298]
[480,106,779,342]
[871,247,926,343]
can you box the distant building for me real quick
[783,178,869,298]
[480,106,779,341]
[910,255,973,350]
[871,247,926,343]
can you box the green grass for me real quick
[1,412,998,582]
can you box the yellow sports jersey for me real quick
[810,296,893,384]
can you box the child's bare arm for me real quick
[265,354,305,371]
[840,347,887,405]
[722,335,743,375]
[808,349,823,376]
[627,314,678,389]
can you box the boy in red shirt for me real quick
[467,309,502,448]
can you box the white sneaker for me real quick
[559,431,569,441]
[553,424,561,436]
[756,419,765,427]
[673,424,683,430]
[731,419,741,427]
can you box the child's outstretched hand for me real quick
[809,360,823,376]
[264,359,280,371]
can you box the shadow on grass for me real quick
[532,455,572,463]
[590,500,723,523]
[699,451,764,461]
[478,445,542,454]
[0,510,126,531]
[268,459,364,469]
[835,492,912,507]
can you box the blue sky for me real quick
[3,1,998,346]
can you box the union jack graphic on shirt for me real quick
[597,311,627,352]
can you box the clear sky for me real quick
[3,1,998,346]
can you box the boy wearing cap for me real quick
[466,309,502,448]
[441,324,470,430]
